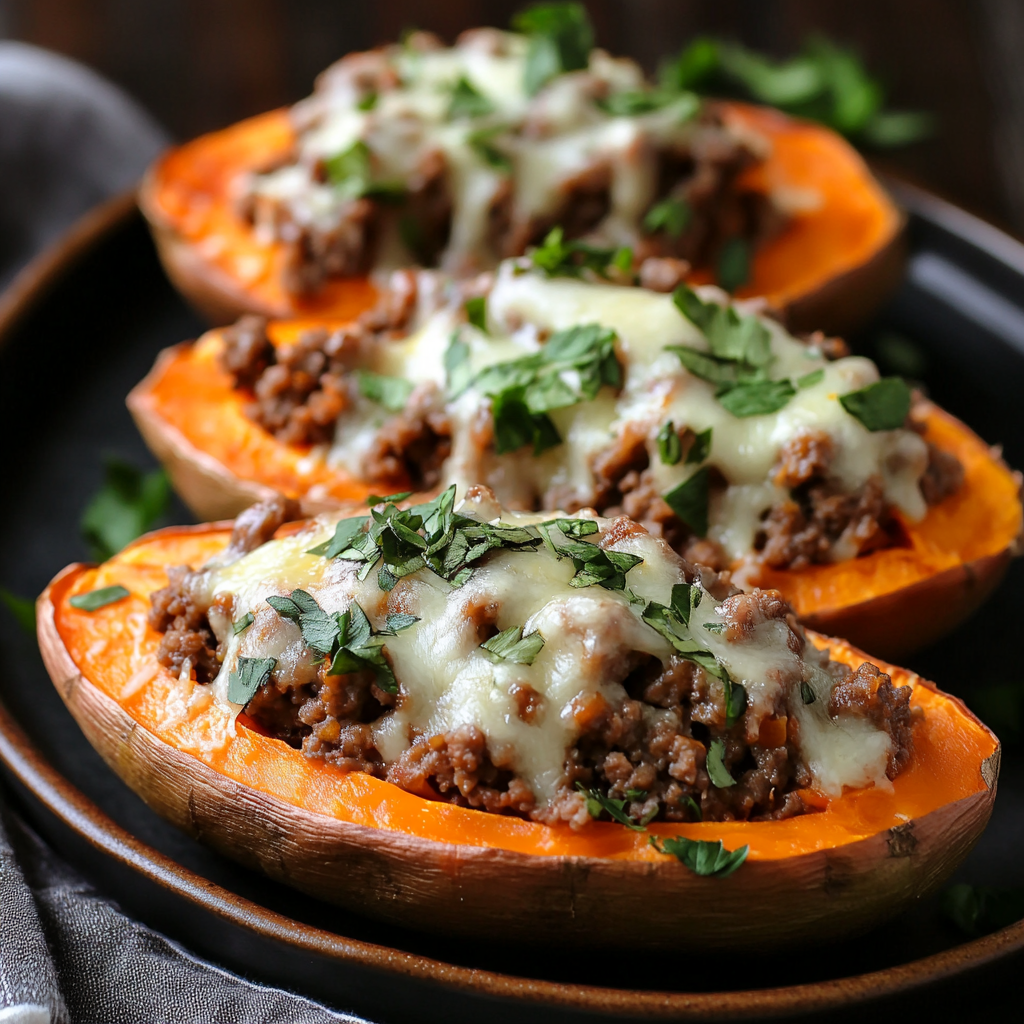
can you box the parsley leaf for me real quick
[357,90,378,111]
[663,467,709,537]
[797,368,825,389]
[385,612,419,633]
[576,782,654,831]
[69,585,130,612]
[0,587,35,634]
[444,333,474,398]
[539,521,643,590]
[357,369,414,413]
[717,378,796,417]
[232,612,254,635]
[725,681,747,727]
[640,585,730,684]
[839,378,912,432]
[649,835,749,877]
[686,426,712,464]
[447,75,494,119]
[800,681,816,705]
[717,237,751,293]
[465,296,487,333]
[480,625,546,665]
[81,457,171,561]
[466,125,513,171]
[600,89,700,120]
[531,226,624,279]
[644,197,691,239]
[657,421,682,465]
[513,2,593,95]
[323,140,404,202]
[228,656,276,705]
[706,738,736,788]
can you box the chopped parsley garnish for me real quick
[797,368,825,389]
[683,795,702,821]
[663,467,709,537]
[839,377,912,432]
[600,89,699,121]
[81,457,171,561]
[643,197,691,239]
[576,782,656,831]
[717,237,751,293]
[480,625,546,665]
[657,421,682,465]
[357,369,414,413]
[357,91,378,111]
[385,612,420,633]
[649,835,749,877]
[512,2,593,95]
[474,323,621,455]
[228,656,276,705]
[725,681,747,727]
[444,334,473,398]
[266,588,399,694]
[69,585,130,612]
[686,426,712,464]
[0,587,35,634]
[447,75,495,119]
[640,583,729,683]
[323,140,404,202]
[659,35,931,149]
[538,518,642,590]
[530,226,631,280]
[232,612,254,635]
[706,737,736,788]
[668,285,822,419]
[465,296,487,333]
[800,681,816,705]
[466,125,513,172]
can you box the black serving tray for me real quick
[1,186,1024,1023]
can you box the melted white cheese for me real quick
[196,493,894,807]
[324,266,929,569]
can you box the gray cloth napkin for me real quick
[0,42,368,1024]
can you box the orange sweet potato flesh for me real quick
[128,324,1023,657]
[140,103,902,332]
[37,524,998,947]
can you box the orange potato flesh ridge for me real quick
[145,103,900,322]
[133,326,1024,626]
[52,525,996,864]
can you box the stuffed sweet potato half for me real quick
[139,13,902,332]
[129,260,1022,657]
[38,489,998,949]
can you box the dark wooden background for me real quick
[3,0,1022,235]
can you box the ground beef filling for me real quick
[146,533,913,827]
[239,36,783,295]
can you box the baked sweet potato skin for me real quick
[37,524,999,949]
[140,103,903,334]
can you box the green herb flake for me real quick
[839,377,912,432]
[357,369,414,413]
[466,125,512,172]
[683,795,703,821]
[465,296,487,333]
[657,421,682,465]
[69,585,130,612]
[512,2,594,95]
[447,74,495,119]
[444,334,474,398]
[385,612,420,633]
[228,656,277,705]
[480,625,546,665]
[797,368,825,389]
[357,90,378,111]
[649,834,748,878]
[576,782,649,831]
[81,457,171,561]
[663,467,709,537]
[530,226,625,280]
[725,681,747,727]
[232,612,254,635]
[0,587,35,634]
[625,788,648,801]
[686,426,712,464]
[643,197,691,239]
[717,237,751,293]
[706,738,736,788]
[717,378,796,418]
[800,681,816,705]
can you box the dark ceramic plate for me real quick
[2,187,1024,1024]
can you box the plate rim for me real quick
[2,190,1023,1019]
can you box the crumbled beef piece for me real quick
[829,662,914,779]
[280,198,377,295]
[800,330,850,361]
[589,421,649,508]
[357,269,419,333]
[386,724,536,814]
[148,565,219,683]
[361,382,452,489]
[718,589,804,654]
[773,431,834,490]
[220,315,274,389]
[225,495,302,560]
[638,257,692,293]
[759,476,890,570]
[920,442,966,505]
